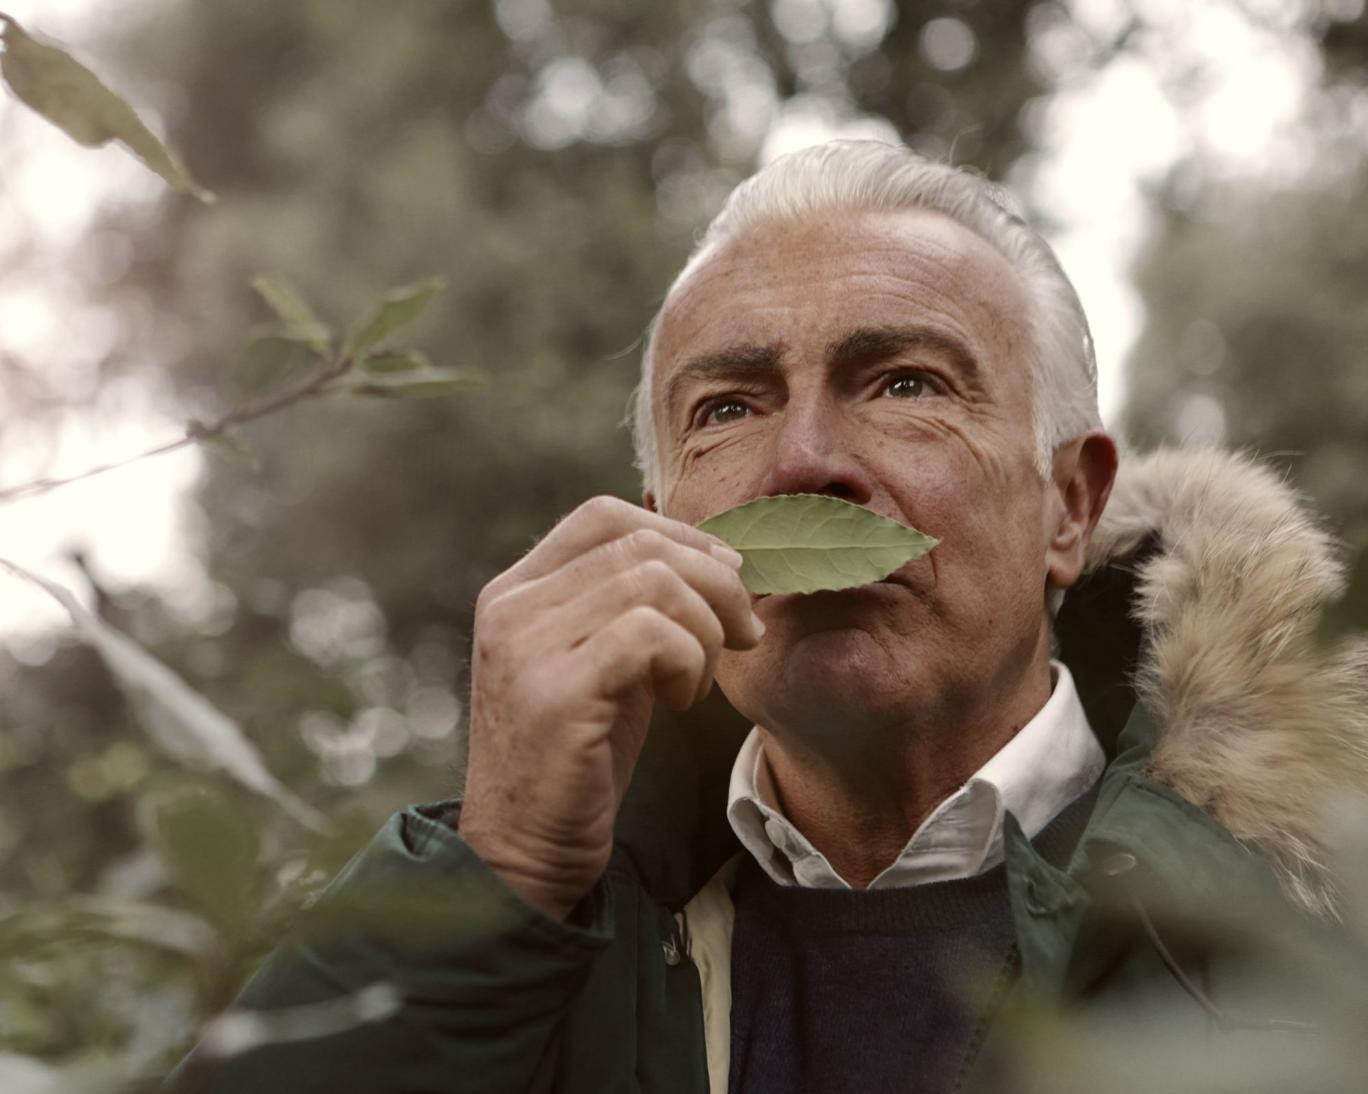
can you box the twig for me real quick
[0,354,353,506]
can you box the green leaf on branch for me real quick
[698,494,938,595]
[0,15,214,201]
[250,275,332,354]
[345,276,446,356]
[362,349,431,373]
[341,367,487,399]
[234,331,316,394]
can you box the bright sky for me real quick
[0,0,1338,644]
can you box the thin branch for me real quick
[0,354,353,506]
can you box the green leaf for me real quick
[148,785,259,932]
[697,494,938,595]
[341,367,488,399]
[361,349,431,373]
[0,558,331,833]
[0,16,214,201]
[345,277,446,356]
[250,275,331,354]
[235,331,314,393]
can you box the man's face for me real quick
[648,208,1058,742]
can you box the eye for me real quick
[882,373,932,399]
[698,398,750,426]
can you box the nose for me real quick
[755,396,875,504]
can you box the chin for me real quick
[721,626,926,735]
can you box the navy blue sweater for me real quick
[727,788,1097,1094]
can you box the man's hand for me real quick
[457,496,764,920]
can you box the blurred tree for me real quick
[1123,7,1368,631]
[1125,162,1368,537]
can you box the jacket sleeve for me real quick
[174,802,614,1094]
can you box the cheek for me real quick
[860,405,1024,501]
[883,440,1043,577]
[665,430,769,522]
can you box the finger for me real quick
[580,606,707,712]
[493,496,741,594]
[495,527,762,650]
[560,560,725,702]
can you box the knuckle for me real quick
[623,526,669,558]
[474,578,505,617]
[581,494,629,526]
[630,558,677,597]
[620,603,667,642]
[474,587,518,639]
[473,585,498,624]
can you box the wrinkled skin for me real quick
[459,499,763,919]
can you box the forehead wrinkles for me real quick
[652,210,1033,398]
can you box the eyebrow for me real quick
[826,325,981,388]
[663,341,784,422]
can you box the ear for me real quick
[1044,432,1118,594]
[643,491,658,514]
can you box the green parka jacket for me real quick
[179,450,1368,1093]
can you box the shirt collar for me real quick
[725,661,1104,889]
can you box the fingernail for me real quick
[710,543,744,570]
[751,613,766,638]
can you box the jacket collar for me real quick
[1002,701,1281,999]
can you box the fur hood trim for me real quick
[1086,447,1368,918]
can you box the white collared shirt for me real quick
[725,662,1104,889]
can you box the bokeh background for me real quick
[1,0,1366,1080]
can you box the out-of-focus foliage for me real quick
[1,0,1366,1086]
[1125,163,1368,540]
[0,11,212,201]
[1122,6,1368,633]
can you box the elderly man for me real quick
[186,142,1366,1093]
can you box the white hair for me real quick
[630,140,1101,495]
